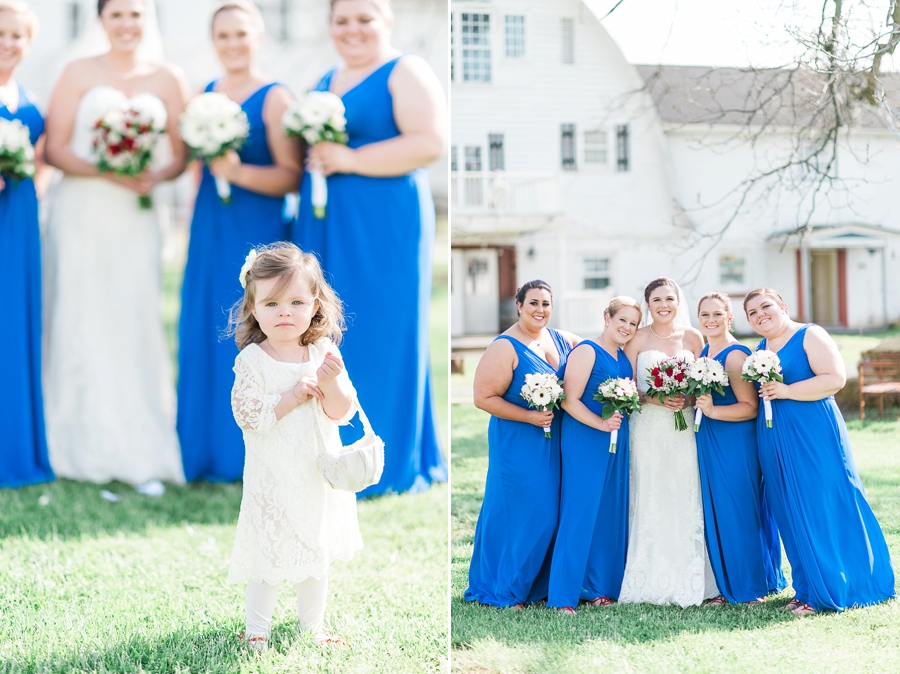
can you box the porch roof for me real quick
[767,223,900,249]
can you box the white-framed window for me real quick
[257,0,294,43]
[583,257,611,290]
[505,15,525,57]
[464,146,483,205]
[562,18,574,64]
[450,146,458,171]
[461,13,491,82]
[68,2,83,39]
[561,124,576,171]
[584,129,608,165]
[719,254,746,284]
[616,125,630,172]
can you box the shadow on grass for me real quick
[0,619,328,674]
[0,479,243,541]
[450,592,804,650]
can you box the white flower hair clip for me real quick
[239,249,258,289]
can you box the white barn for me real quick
[450,0,900,337]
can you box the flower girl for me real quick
[227,242,362,649]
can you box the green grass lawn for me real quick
[0,226,449,674]
[451,404,900,674]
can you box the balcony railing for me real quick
[450,171,560,216]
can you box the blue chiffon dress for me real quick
[756,325,895,611]
[548,342,631,608]
[696,343,785,603]
[465,330,572,607]
[0,85,54,488]
[177,82,289,482]
[293,56,445,496]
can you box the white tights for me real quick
[244,575,328,638]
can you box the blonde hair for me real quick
[330,0,393,20]
[211,0,265,34]
[697,291,733,316]
[604,296,641,320]
[0,0,39,39]
[230,242,345,350]
[742,287,786,315]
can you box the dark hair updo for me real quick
[643,277,679,304]
[515,279,553,305]
[98,0,110,14]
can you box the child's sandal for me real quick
[239,630,268,652]
[313,631,345,647]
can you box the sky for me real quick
[585,0,898,70]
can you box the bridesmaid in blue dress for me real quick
[466,281,579,607]
[694,292,785,605]
[548,297,642,614]
[0,3,53,488]
[744,288,895,615]
[293,0,448,495]
[177,1,300,482]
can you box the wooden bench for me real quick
[858,353,900,420]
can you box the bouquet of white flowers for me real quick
[282,91,348,219]
[685,356,730,431]
[0,118,36,182]
[741,349,784,428]
[180,92,250,205]
[592,377,641,453]
[92,102,165,209]
[520,372,565,439]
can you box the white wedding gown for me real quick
[618,349,719,607]
[43,85,184,485]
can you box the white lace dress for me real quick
[43,85,183,485]
[227,340,363,585]
[618,349,719,607]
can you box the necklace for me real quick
[598,332,618,358]
[267,341,307,364]
[649,324,676,340]
[105,53,142,79]
[517,322,542,348]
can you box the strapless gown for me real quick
[618,349,719,607]
[43,85,183,485]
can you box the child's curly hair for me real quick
[229,242,345,350]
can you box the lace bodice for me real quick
[227,339,362,584]
[70,86,170,166]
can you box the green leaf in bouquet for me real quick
[601,404,615,420]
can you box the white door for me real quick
[463,250,499,335]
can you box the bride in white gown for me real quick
[42,0,190,485]
[618,278,719,607]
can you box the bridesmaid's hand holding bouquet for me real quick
[179,92,250,205]
[593,377,641,453]
[0,118,36,191]
[741,350,784,428]
[282,92,348,219]
[520,373,565,439]
[685,357,729,431]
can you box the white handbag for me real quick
[317,402,385,492]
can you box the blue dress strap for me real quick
[548,329,570,356]
[204,80,216,93]
[717,343,752,360]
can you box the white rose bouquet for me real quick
[592,377,641,453]
[282,91,348,219]
[91,102,165,209]
[520,372,565,439]
[685,356,730,432]
[179,92,250,205]
[741,349,784,428]
[0,118,36,183]
[645,355,692,431]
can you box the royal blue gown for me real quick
[0,85,53,488]
[177,82,289,482]
[465,330,572,607]
[548,342,631,608]
[696,343,785,603]
[756,325,895,611]
[293,56,445,495]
